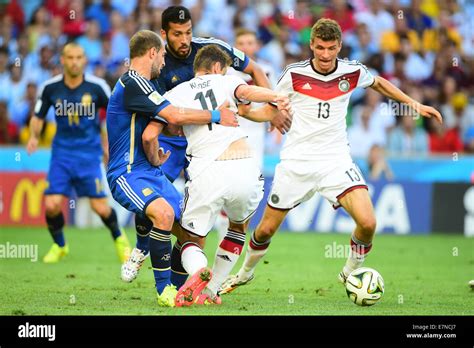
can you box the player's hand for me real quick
[26,137,38,155]
[157,147,171,166]
[417,104,443,124]
[218,101,239,127]
[269,100,292,134]
[237,103,252,116]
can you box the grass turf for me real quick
[0,226,473,315]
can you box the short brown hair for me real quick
[193,45,232,73]
[311,18,342,43]
[129,30,163,59]
[235,28,257,39]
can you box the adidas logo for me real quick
[217,254,232,262]
[187,222,194,229]
[161,253,170,261]
[302,83,312,90]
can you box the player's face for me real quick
[151,46,166,79]
[310,38,341,73]
[162,21,193,58]
[61,46,86,78]
[235,34,258,58]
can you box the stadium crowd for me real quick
[0,0,473,161]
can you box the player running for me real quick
[105,30,237,307]
[27,42,131,264]
[124,5,291,289]
[220,18,443,294]
[148,45,290,306]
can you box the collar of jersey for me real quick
[310,58,338,76]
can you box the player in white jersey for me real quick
[153,45,290,306]
[221,18,442,294]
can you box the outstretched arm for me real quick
[370,76,442,123]
[142,121,170,166]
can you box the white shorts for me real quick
[180,158,264,237]
[268,156,367,210]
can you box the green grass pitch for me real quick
[0,226,473,315]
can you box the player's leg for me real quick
[76,160,130,262]
[338,187,376,282]
[42,159,73,263]
[89,197,130,263]
[43,194,69,263]
[169,222,188,289]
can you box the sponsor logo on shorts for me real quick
[271,194,280,204]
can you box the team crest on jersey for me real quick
[81,93,92,106]
[171,75,180,84]
[142,188,154,197]
[338,79,350,93]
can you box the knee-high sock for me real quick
[181,242,207,276]
[343,234,372,276]
[135,214,152,253]
[238,230,271,277]
[46,213,65,247]
[207,229,245,295]
[170,241,188,289]
[100,208,122,240]
[149,227,172,294]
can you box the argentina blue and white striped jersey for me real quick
[106,70,170,178]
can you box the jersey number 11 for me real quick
[194,89,218,131]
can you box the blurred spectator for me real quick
[3,0,25,34]
[85,0,113,35]
[26,6,50,52]
[367,144,393,180]
[7,64,27,119]
[427,117,463,154]
[109,11,130,63]
[354,0,395,50]
[351,88,395,142]
[63,0,87,37]
[37,16,68,57]
[345,22,378,63]
[388,115,429,155]
[322,0,356,35]
[348,106,385,158]
[231,0,260,33]
[405,0,434,37]
[0,46,9,99]
[28,45,53,85]
[399,35,433,82]
[77,20,103,68]
[0,101,18,144]
[441,92,474,142]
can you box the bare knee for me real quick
[357,216,376,236]
[45,197,62,217]
[255,222,277,242]
[90,200,111,218]
[147,205,174,230]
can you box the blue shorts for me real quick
[45,157,107,198]
[159,135,188,182]
[107,166,182,220]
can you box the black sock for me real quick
[170,241,188,289]
[46,213,65,247]
[100,208,122,240]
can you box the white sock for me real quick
[238,231,270,277]
[181,242,208,276]
[207,230,245,295]
[343,235,372,276]
[214,211,229,243]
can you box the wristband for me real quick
[211,110,221,123]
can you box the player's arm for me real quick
[27,83,52,155]
[243,59,271,88]
[124,79,238,127]
[142,121,170,166]
[100,126,109,166]
[370,76,442,123]
[158,102,237,126]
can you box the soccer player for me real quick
[26,42,131,264]
[149,45,290,306]
[126,5,291,289]
[105,30,237,306]
[220,18,442,294]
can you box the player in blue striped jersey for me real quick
[26,43,130,264]
[106,30,237,306]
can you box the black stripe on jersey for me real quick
[277,59,310,85]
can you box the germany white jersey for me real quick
[276,58,375,161]
[164,74,247,179]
